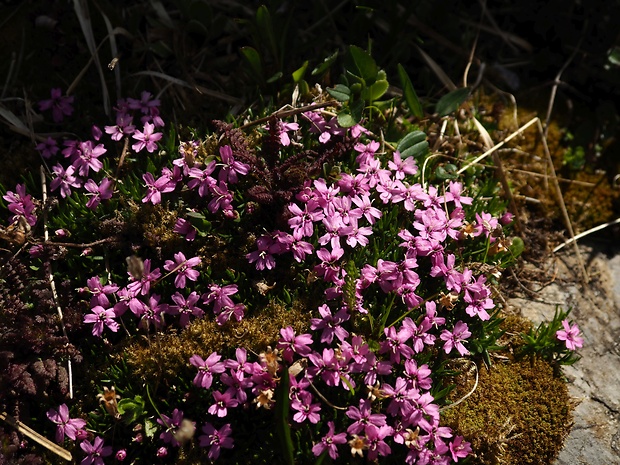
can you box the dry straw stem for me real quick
[0,411,72,462]
[40,166,74,399]
[440,360,479,412]
[132,70,244,105]
[456,116,588,283]
[553,217,620,253]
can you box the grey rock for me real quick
[506,244,620,465]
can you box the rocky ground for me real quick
[506,241,620,464]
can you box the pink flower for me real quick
[190,352,226,389]
[311,421,347,460]
[246,235,277,270]
[440,321,471,356]
[84,178,114,210]
[104,113,135,141]
[450,435,472,461]
[208,390,239,417]
[274,120,299,146]
[39,88,74,123]
[79,436,112,465]
[291,391,321,424]
[157,409,195,447]
[174,218,197,241]
[277,326,313,363]
[556,320,584,350]
[50,164,82,198]
[168,291,203,327]
[346,399,387,435]
[164,252,201,288]
[199,423,234,460]
[83,306,119,337]
[73,141,106,177]
[132,122,163,153]
[3,183,37,226]
[46,404,86,443]
[36,136,59,158]
[388,151,418,179]
[310,304,349,344]
[217,145,249,184]
[127,91,160,114]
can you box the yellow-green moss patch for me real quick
[441,356,572,465]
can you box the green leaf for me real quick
[314,451,327,465]
[266,71,283,83]
[327,84,351,102]
[337,98,364,128]
[275,366,294,465]
[144,418,158,439]
[436,87,470,116]
[509,236,525,258]
[361,77,389,102]
[397,130,428,159]
[345,45,378,84]
[292,60,308,83]
[117,396,145,424]
[312,49,339,76]
[435,163,458,179]
[240,46,263,83]
[256,5,278,66]
[397,63,423,118]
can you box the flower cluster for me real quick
[18,88,536,464]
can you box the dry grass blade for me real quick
[40,166,74,398]
[457,116,538,174]
[553,217,620,253]
[98,8,122,99]
[534,118,589,283]
[133,71,244,105]
[415,45,457,91]
[457,114,588,282]
[472,116,494,150]
[472,116,524,235]
[0,104,28,131]
[0,412,72,462]
[72,0,111,116]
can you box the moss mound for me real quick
[441,355,572,465]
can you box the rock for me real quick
[506,243,620,465]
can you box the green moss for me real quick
[122,298,311,386]
[442,324,572,465]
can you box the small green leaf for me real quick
[240,46,263,82]
[362,78,389,102]
[397,63,423,118]
[607,46,620,66]
[345,45,378,84]
[282,288,292,305]
[337,98,364,128]
[144,418,158,439]
[266,71,283,83]
[292,60,308,83]
[436,87,470,116]
[435,163,458,179]
[117,396,145,424]
[509,236,525,258]
[256,5,278,65]
[327,84,351,102]
[337,111,356,128]
[275,366,294,465]
[397,130,428,159]
[312,49,339,76]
